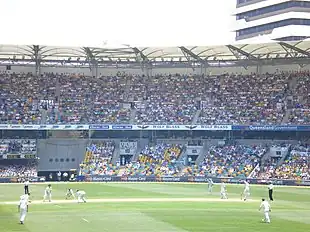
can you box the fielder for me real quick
[76,190,86,203]
[43,184,52,202]
[220,182,228,199]
[207,178,214,194]
[66,188,75,200]
[242,180,250,201]
[18,193,30,224]
[259,198,271,223]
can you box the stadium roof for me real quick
[0,40,310,68]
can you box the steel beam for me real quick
[179,46,204,62]
[278,42,310,57]
[132,47,149,62]
[226,44,258,60]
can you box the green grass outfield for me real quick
[0,182,309,232]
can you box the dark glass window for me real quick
[237,0,260,4]
[276,36,309,41]
[236,1,310,20]
[236,19,310,37]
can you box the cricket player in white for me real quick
[76,190,86,203]
[43,184,52,202]
[66,188,75,200]
[220,182,228,199]
[18,194,30,224]
[242,180,250,201]
[259,198,271,223]
[207,178,214,194]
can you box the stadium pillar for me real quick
[33,45,41,76]
[256,63,262,75]
[90,61,98,77]
[145,64,152,76]
[200,63,207,75]
[35,60,41,76]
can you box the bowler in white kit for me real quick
[76,190,86,203]
[43,184,52,202]
[220,182,228,199]
[259,198,271,223]
[18,193,30,224]
[242,180,250,201]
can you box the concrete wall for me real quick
[37,139,88,171]
[0,63,308,76]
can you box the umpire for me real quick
[268,182,274,201]
[24,179,30,194]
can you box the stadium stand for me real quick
[79,141,119,176]
[2,71,310,125]
[0,161,38,178]
[258,144,310,180]
[184,144,266,178]
[122,144,183,176]
[0,139,37,178]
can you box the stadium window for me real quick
[66,158,70,162]
[49,158,53,162]
[237,19,310,37]
[71,158,75,162]
[55,158,59,162]
[236,1,310,20]
[60,158,64,162]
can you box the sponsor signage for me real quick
[1,124,310,131]
[73,176,302,186]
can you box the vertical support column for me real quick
[33,45,41,76]
[90,60,98,77]
[256,63,262,75]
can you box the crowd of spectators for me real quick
[0,162,38,178]
[80,141,119,176]
[2,71,310,125]
[184,144,266,178]
[259,144,310,180]
[132,75,201,124]
[288,71,310,124]
[0,139,37,156]
[198,73,288,125]
[123,143,183,176]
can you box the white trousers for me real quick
[78,194,86,203]
[20,208,27,222]
[243,190,250,199]
[44,193,52,201]
[263,211,271,223]
[220,191,227,199]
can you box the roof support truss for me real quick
[132,47,151,72]
[179,46,209,71]
[132,47,149,63]
[226,45,258,60]
[278,42,310,57]
[83,47,98,76]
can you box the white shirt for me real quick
[24,181,29,187]
[20,194,29,201]
[221,183,226,192]
[45,187,52,194]
[260,201,270,212]
[244,182,250,191]
[19,197,28,209]
[268,184,273,190]
[77,191,85,196]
